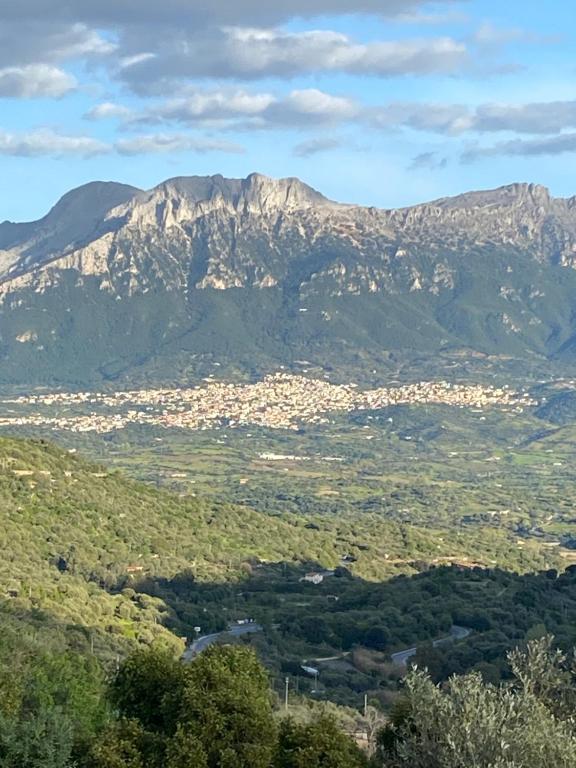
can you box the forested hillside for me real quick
[1,435,576,764]
[2,631,575,768]
[0,433,565,658]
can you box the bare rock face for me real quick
[1,172,576,385]
[0,182,142,278]
[2,174,575,295]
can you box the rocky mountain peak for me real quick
[113,172,337,229]
[1,173,576,386]
[239,172,334,210]
[431,182,554,212]
[154,171,332,210]
[44,181,143,224]
[0,181,142,278]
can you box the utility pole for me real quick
[284,677,289,712]
[312,670,319,694]
[364,694,368,718]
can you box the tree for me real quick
[0,704,75,768]
[28,651,110,746]
[275,716,367,768]
[179,645,277,768]
[412,642,447,683]
[300,617,333,645]
[110,647,185,735]
[363,627,389,652]
[508,634,576,719]
[84,719,164,768]
[375,637,576,768]
[165,726,208,768]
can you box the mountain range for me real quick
[1,173,576,386]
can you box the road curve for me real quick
[391,625,472,667]
[183,623,263,662]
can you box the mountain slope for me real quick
[1,174,576,385]
[0,435,371,650]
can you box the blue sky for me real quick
[0,0,574,220]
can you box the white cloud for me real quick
[463,133,576,161]
[371,99,576,136]
[473,101,576,134]
[371,102,472,134]
[85,90,576,155]
[0,1,460,28]
[0,21,114,68]
[472,21,553,47]
[0,64,76,98]
[118,53,157,69]
[85,102,133,120]
[408,151,448,170]
[266,90,359,125]
[293,137,345,157]
[126,87,359,131]
[0,0,468,87]
[0,1,474,101]
[115,133,245,155]
[394,10,470,25]
[134,89,276,126]
[119,27,468,88]
[0,129,110,157]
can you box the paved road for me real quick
[183,622,469,668]
[183,623,263,661]
[391,625,471,667]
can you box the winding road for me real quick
[183,623,263,661]
[183,622,471,669]
[391,625,472,667]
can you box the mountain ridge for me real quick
[4,176,576,228]
[1,173,576,386]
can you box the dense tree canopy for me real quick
[276,716,367,768]
[375,637,576,768]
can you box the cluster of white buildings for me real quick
[0,373,535,435]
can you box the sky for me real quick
[0,0,574,221]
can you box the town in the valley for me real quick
[0,373,536,435]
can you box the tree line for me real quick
[2,625,576,768]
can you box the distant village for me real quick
[0,373,536,435]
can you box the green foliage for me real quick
[164,727,208,768]
[87,645,367,768]
[535,391,576,425]
[0,704,74,768]
[191,562,576,706]
[376,637,576,768]
[0,435,420,651]
[0,623,110,768]
[180,646,277,768]
[2,434,576,711]
[84,719,162,768]
[111,647,185,734]
[275,716,368,768]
